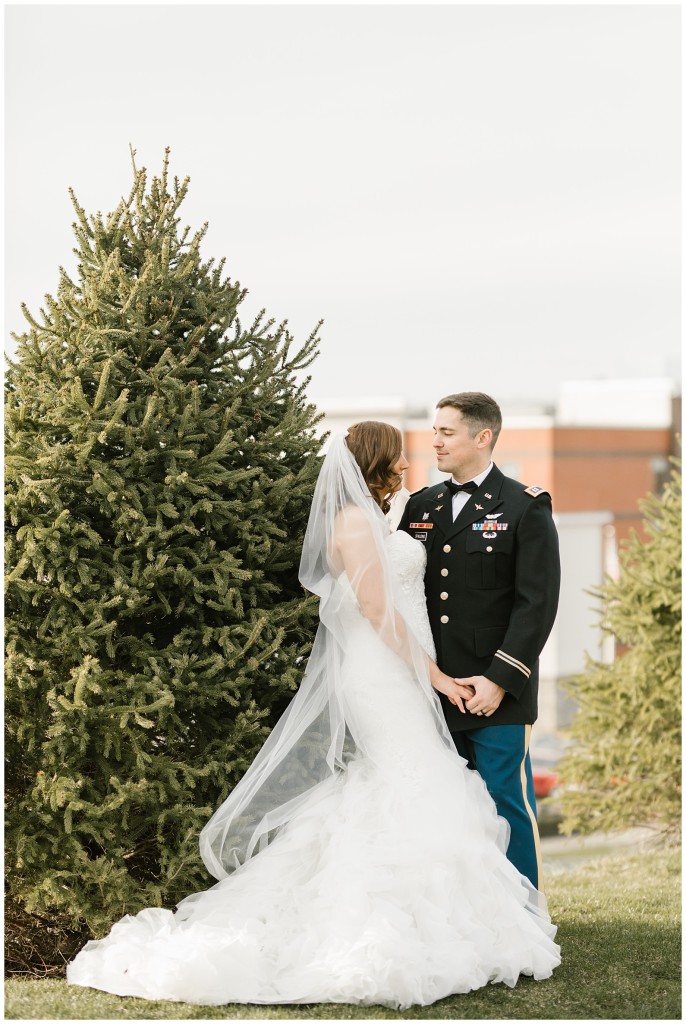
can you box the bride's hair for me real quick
[346,421,403,515]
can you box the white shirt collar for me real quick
[452,462,493,488]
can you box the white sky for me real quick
[5,2,681,410]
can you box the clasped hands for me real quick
[431,667,506,716]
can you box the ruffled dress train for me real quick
[67,532,560,1007]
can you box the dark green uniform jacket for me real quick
[398,464,561,732]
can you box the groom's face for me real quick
[432,406,490,478]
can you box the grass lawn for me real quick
[4,845,681,1020]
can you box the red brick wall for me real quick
[404,430,438,493]
[403,424,672,542]
[551,428,671,540]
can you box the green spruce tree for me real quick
[559,458,681,838]
[5,150,324,947]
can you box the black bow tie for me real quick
[446,479,478,495]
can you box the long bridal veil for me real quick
[199,432,453,879]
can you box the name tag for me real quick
[413,532,428,542]
[472,522,508,531]
[410,522,433,529]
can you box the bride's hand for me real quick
[428,666,475,713]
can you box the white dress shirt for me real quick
[450,462,493,520]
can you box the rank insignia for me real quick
[524,485,546,497]
[472,522,509,531]
[410,522,434,530]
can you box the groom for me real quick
[398,392,560,891]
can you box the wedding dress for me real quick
[67,437,560,1009]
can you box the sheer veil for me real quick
[199,431,453,880]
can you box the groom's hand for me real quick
[429,664,475,713]
[461,676,506,717]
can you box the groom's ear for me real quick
[476,428,493,450]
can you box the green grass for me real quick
[4,846,681,1020]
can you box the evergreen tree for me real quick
[559,458,681,838]
[5,149,324,942]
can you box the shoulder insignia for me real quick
[524,485,547,498]
[411,486,429,497]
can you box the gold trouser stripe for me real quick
[521,724,544,893]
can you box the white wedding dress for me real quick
[67,530,560,1008]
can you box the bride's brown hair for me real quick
[346,421,403,515]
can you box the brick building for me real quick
[404,417,674,542]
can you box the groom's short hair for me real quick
[436,392,502,448]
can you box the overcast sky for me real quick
[5,3,681,410]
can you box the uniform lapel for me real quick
[446,465,505,539]
[424,485,453,537]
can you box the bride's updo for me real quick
[346,421,403,515]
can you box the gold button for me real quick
[443,544,451,553]
[440,591,448,600]
[440,615,449,624]
[441,568,448,577]
[486,546,493,552]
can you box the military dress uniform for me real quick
[398,464,560,889]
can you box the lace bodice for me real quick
[386,530,436,659]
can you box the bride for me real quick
[67,421,561,1008]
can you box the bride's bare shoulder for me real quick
[328,506,374,574]
[332,505,375,547]
[334,505,369,527]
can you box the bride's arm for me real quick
[332,506,408,646]
[332,507,469,710]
